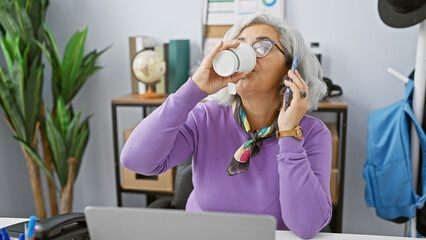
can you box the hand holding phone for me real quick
[284,55,299,111]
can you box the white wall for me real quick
[0,0,420,237]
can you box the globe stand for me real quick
[138,85,164,99]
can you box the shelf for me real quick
[318,95,347,109]
[112,94,348,109]
[112,94,169,105]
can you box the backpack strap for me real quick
[405,105,426,193]
[404,79,415,102]
[404,80,426,236]
[404,80,426,194]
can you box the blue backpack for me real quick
[363,79,426,224]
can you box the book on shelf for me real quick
[168,39,190,93]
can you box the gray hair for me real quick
[210,13,327,111]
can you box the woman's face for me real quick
[236,23,289,97]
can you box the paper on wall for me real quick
[203,0,285,26]
[203,38,223,57]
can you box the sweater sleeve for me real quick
[120,78,207,175]
[277,120,332,239]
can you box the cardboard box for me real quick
[325,123,339,169]
[330,168,339,206]
[121,127,174,193]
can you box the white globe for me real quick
[132,50,166,85]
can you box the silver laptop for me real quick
[84,206,276,240]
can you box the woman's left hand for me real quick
[278,69,309,131]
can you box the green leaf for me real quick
[25,0,33,14]
[45,109,68,186]
[82,45,110,65]
[16,0,26,8]
[55,97,69,139]
[26,0,49,41]
[0,73,28,140]
[35,24,44,44]
[0,33,17,76]
[22,42,31,80]
[35,39,61,96]
[51,74,60,105]
[0,82,26,138]
[42,24,62,103]
[70,66,101,101]
[61,28,87,100]
[11,59,26,122]
[74,130,89,179]
[35,39,51,63]
[69,46,109,102]
[42,24,60,61]
[65,110,81,147]
[24,62,43,141]
[73,117,90,178]
[0,63,8,85]
[12,33,23,60]
[14,136,56,185]
[27,41,42,70]
[14,1,34,42]
[0,8,19,36]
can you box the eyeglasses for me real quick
[251,39,289,60]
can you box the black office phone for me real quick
[5,212,89,240]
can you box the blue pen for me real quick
[284,55,299,111]
[1,228,10,240]
[18,233,25,240]
[26,216,36,239]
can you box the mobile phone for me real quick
[284,55,299,111]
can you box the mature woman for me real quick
[121,13,332,239]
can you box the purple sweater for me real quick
[121,78,332,239]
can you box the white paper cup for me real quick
[213,42,256,77]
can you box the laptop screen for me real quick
[84,206,276,240]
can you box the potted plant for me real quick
[0,0,108,217]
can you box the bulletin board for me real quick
[202,0,285,56]
[203,0,285,26]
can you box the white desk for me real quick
[276,231,420,239]
[0,218,28,228]
[0,218,420,239]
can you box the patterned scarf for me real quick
[227,95,279,176]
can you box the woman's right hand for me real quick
[192,40,247,95]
